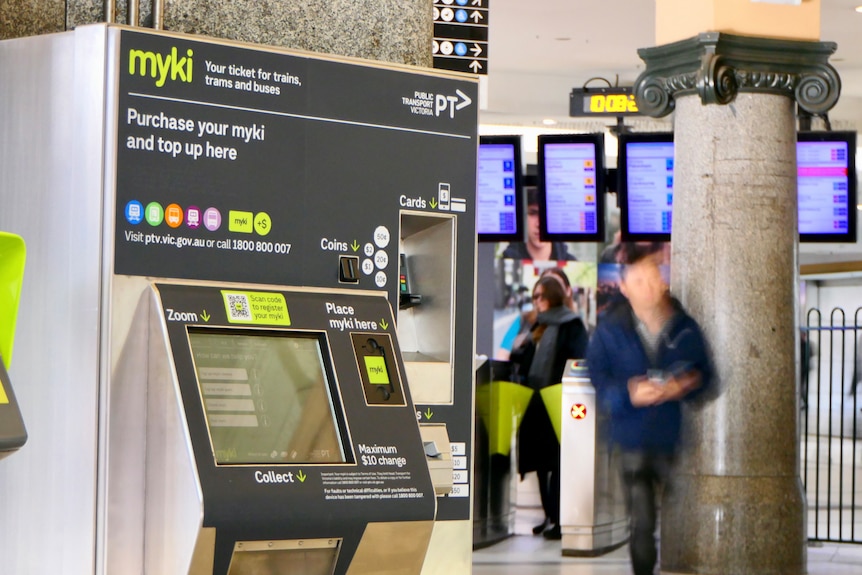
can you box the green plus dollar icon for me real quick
[254,212,272,236]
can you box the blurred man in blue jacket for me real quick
[587,250,711,575]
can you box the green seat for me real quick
[0,231,26,370]
[0,231,27,455]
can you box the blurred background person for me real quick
[510,274,589,539]
[496,266,577,360]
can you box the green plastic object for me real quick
[475,380,535,457]
[0,232,26,370]
[539,384,563,444]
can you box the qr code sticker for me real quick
[226,294,251,320]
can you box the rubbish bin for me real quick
[559,359,627,556]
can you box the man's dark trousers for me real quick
[620,450,674,575]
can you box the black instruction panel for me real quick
[115,30,477,291]
[115,29,478,522]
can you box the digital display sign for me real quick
[570,88,639,117]
[188,328,350,465]
[619,131,858,243]
[538,133,605,242]
[618,133,674,241]
[797,131,857,243]
[477,135,523,242]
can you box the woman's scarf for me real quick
[527,306,578,389]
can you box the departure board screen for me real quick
[538,134,605,242]
[797,132,857,243]
[618,133,674,241]
[620,131,857,243]
[478,135,523,242]
[188,328,349,465]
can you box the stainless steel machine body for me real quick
[0,24,478,574]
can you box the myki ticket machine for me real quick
[121,283,436,574]
[0,23,477,575]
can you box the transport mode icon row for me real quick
[125,201,272,235]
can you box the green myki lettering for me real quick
[171,47,193,83]
[128,47,194,87]
[156,52,171,87]
[129,49,157,79]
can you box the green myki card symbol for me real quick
[364,356,389,385]
[145,202,164,226]
[254,212,271,236]
[229,210,254,233]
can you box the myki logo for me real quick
[128,46,194,87]
[435,89,472,118]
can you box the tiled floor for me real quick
[472,503,862,574]
[474,423,862,574]
[472,535,862,574]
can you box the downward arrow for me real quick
[351,240,360,252]
[380,319,389,330]
[201,310,211,322]
[430,198,439,209]
[297,470,307,483]
[425,407,434,420]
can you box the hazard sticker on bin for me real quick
[571,404,587,420]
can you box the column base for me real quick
[661,474,806,575]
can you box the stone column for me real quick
[5,1,432,67]
[0,0,64,38]
[634,34,840,575]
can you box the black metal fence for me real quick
[802,307,862,544]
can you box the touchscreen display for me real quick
[188,328,349,465]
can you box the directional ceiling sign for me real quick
[433,0,489,75]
